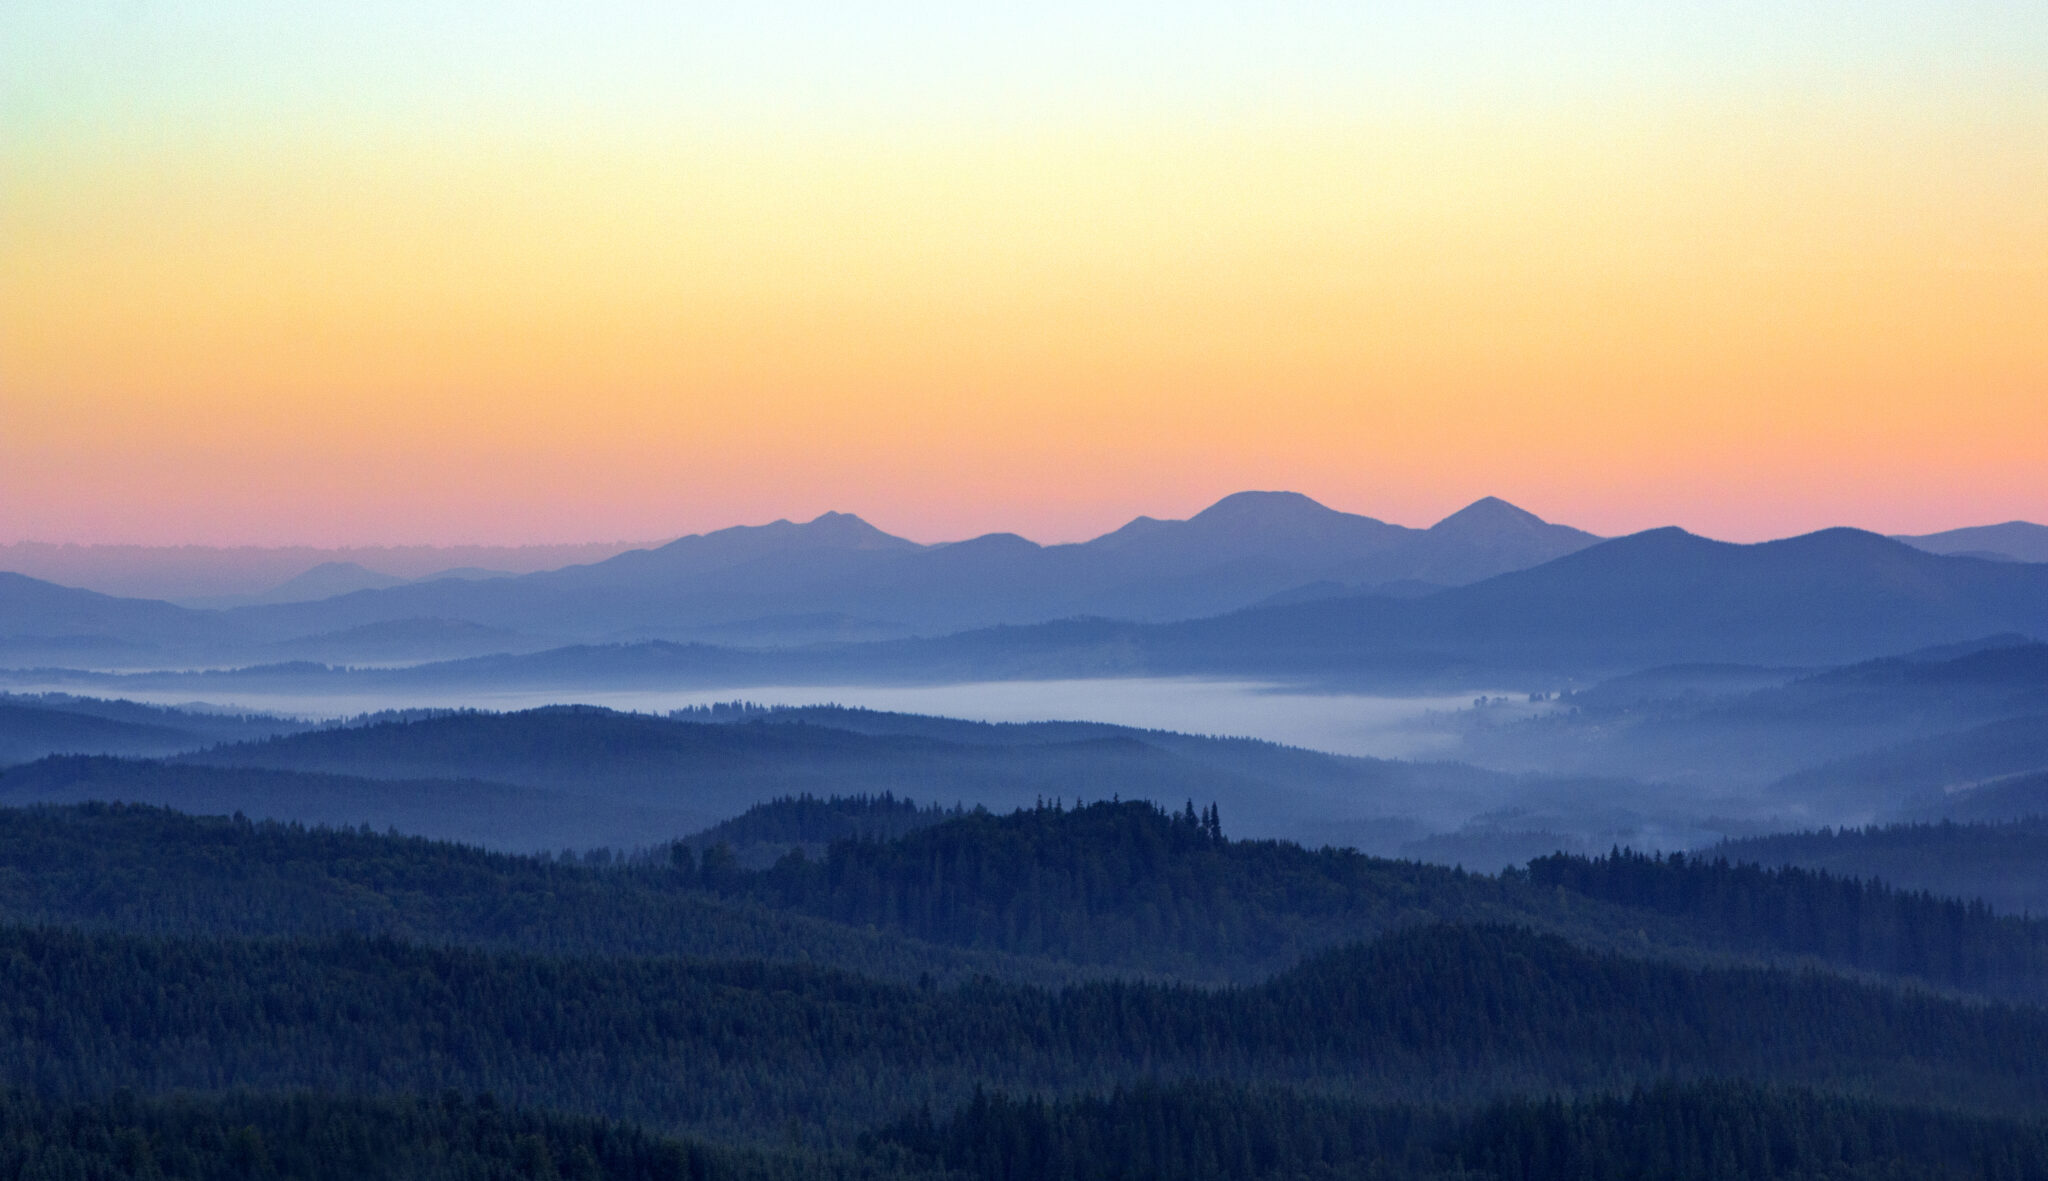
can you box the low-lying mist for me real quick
[0,678,1491,760]
[4,638,2045,873]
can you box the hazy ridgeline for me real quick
[5,498,2048,1173]
[5,505,2047,875]
[6,495,2047,678]
[6,633,2048,862]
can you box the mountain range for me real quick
[1892,520,2048,564]
[0,493,1600,665]
[221,492,1602,644]
[3,493,2044,678]
[0,539,653,603]
[231,526,2046,689]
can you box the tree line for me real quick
[6,921,2048,1142]
[11,1080,2047,1181]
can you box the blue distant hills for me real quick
[0,492,2042,678]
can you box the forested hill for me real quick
[1710,817,2048,915]
[681,792,958,866]
[15,1081,2048,1181]
[0,1091,775,1181]
[10,798,2048,1000]
[8,797,2048,1170]
[702,801,2048,996]
[1523,848,2048,998]
[9,922,2048,1140]
[162,705,1519,849]
[886,1080,2048,1181]
[0,801,1065,985]
[0,693,309,765]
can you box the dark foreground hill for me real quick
[0,1091,771,1181]
[7,797,2048,1171]
[889,1080,2048,1181]
[0,800,1066,985]
[11,920,2048,1140]
[16,1080,2046,1181]
[9,798,2048,1000]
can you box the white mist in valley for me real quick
[25,679,1525,761]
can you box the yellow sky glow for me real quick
[4,21,2045,544]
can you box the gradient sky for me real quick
[4,3,2045,546]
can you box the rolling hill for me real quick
[1896,520,2048,564]
[163,705,1528,849]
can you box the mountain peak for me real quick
[1429,497,1550,533]
[797,511,919,550]
[794,507,909,544]
[1189,491,1341,526]
[1086,491,1401,554]
[647,512,919,557]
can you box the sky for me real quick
[3,3,2045,546]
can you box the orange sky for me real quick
[3,6,2045,545]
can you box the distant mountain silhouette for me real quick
[637,527,2048,684]
[262,617,542,664]
[1776,712,2048,817]
[0,540,658,602]
[15,523,2046,686]
[1134,527,2048,676]
[0,572,231,663]
[215,494,1600,650]
[1389,496,1602,584]
[1082,491,1411,563]
[204,561,410,607]
[0,694,309,765]
[1896,521,2048,564]
[587,511,921,581]
[1924,769,2048,824]
[0,703,202,764]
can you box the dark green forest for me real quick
[679,792,957,867]
[9,1081,2045,1181]
[885,1081,2048,1181]
[1713,817,2048,914]
[12,919,2048,1138]
[16,798,2048,995]
[0,1090,780,1181]
[1523,847,2048,997]
[6,795,2048,1174]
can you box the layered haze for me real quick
[4,0,2047,950]
[4,490,2046,866]
[12,8,2048,1171]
